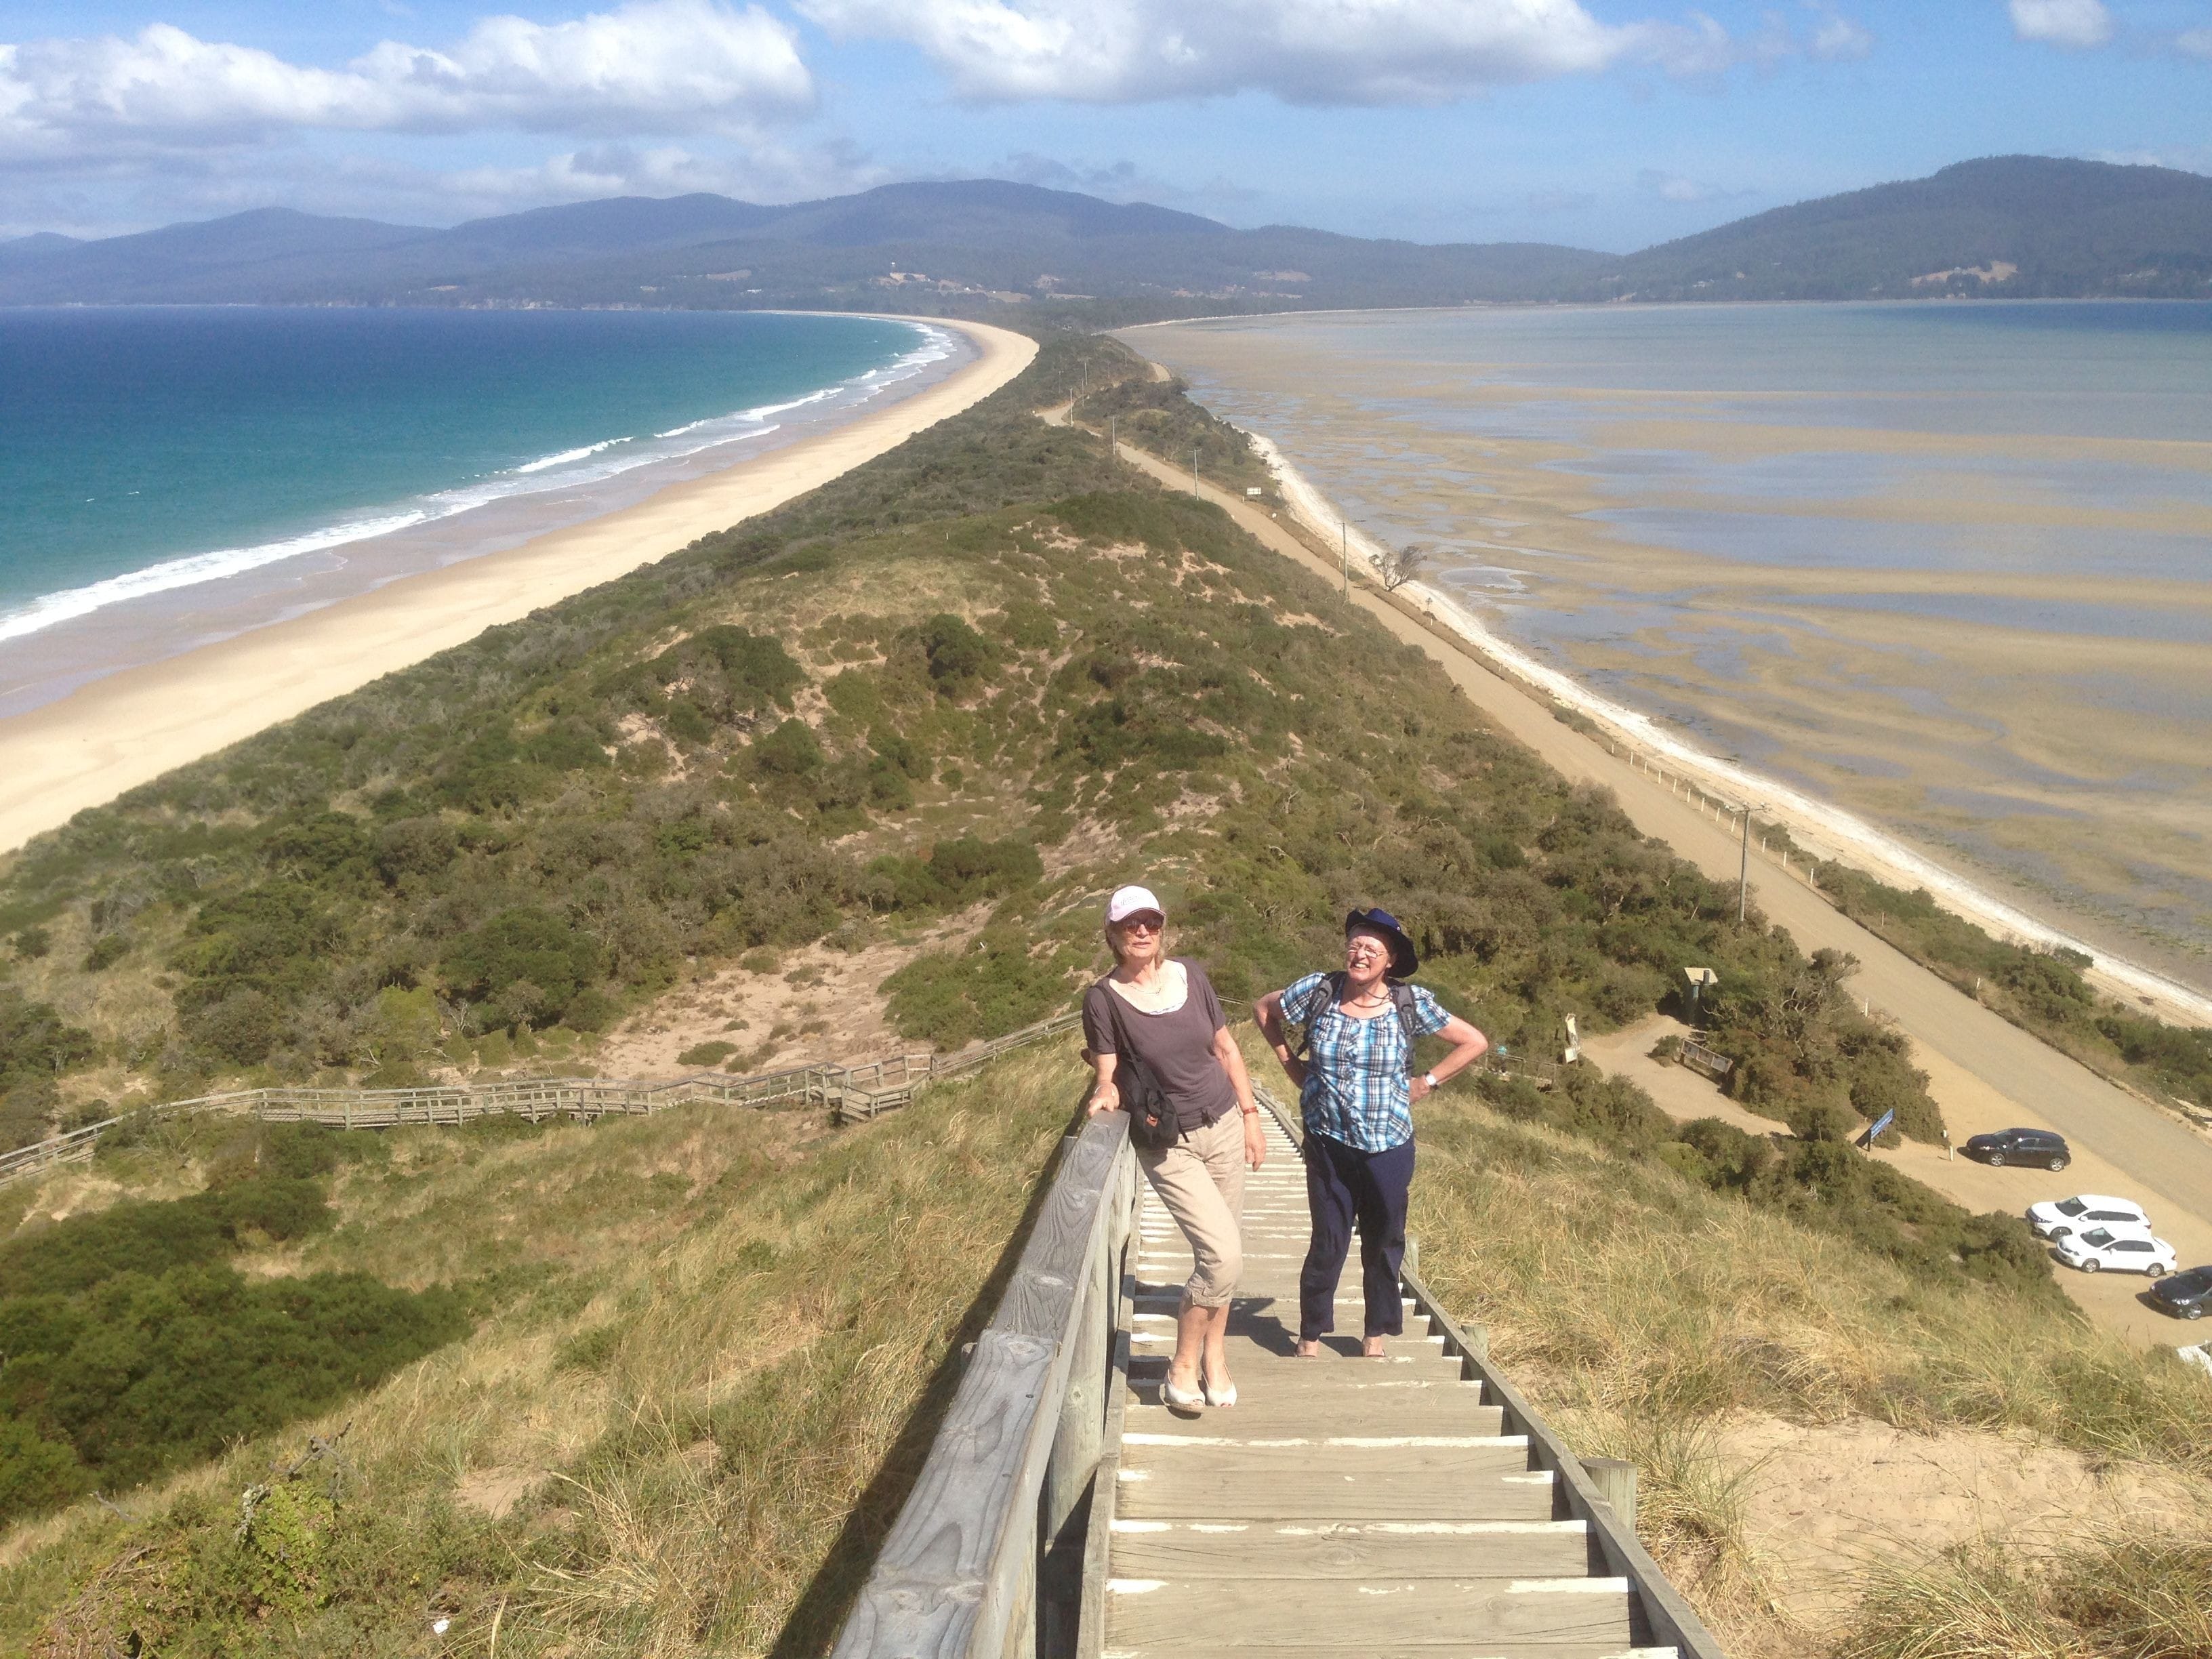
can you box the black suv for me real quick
[2151,1267,2211,1321]
[1963,1127,2071,1170]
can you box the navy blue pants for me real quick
[1299,1131,1416,1342]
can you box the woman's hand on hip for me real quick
[1088,1080,1121,1117]
[1408,1076,1434,1105]
[1242,1113,1267,1170]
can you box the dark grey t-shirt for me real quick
[1082,960,1237,1132]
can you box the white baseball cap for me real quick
[1105,884,1165,924]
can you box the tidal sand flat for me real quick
[1133,303,2212,996]
[0,314,1034,853]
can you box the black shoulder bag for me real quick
[1096,985,1183,1151]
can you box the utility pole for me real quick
[1191,447,1199,493]
[1737,804,1765,924]
[1076,355,1090,424]
[1341,520,1349,599]
[1109,414,1116,466]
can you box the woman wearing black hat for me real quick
[1255,908,1488,1358]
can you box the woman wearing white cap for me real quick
[1084,884,1265,1410]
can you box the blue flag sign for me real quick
[1858,1108,1897,1149]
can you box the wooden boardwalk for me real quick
[1106,1108,1673,1658]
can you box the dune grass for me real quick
[1834,1532,2212,1659]
[1385,1084,2212,1651]
[2,1041,1087,1657]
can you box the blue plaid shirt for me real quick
[1280,972,1452,1152]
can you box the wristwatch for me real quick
[1422,1071,1439,1090]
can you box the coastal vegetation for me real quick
[1,1046,1078,1657]
[2,333,2205,1654]
[1818,867,2212,1119]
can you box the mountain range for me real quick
[3,156,2209,314]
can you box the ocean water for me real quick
[1133,302,2212,988]
[0,307,951,705]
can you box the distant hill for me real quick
[1589,156,2212,301]
[2,158,2207,312]
[0,179,1605,311]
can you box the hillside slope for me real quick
[1595,155,2212,300]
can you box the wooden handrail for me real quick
[833,1107,1137,1659]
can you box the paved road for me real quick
[1086,415,2212,1328]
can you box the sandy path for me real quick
[0,319,1036,857]
[1082,407,2212,1340]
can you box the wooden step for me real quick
[1122,1395,1507,1437]
[1109,1518,1597,1579]
[1116,1455,1556,1521]
[1106,1573,1641,1650]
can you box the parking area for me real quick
[1583,1016,2212,1351]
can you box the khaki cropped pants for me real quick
[1138,1109,1247,1308]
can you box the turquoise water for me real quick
[0,308,941,643]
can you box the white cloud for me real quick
[441,139,880,207]
[1805,5,1875,60]
[797,0,1751,105]
[1635,167,1757,204]
[2007,0,2114,49]
[0,0,813,158]
[2178,27,2212,60]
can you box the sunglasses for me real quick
[1116,914,1165,934]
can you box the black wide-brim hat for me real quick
[1345,907,1418,980]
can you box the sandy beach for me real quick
[0,316,1035,857]
[1128,307,2212,1019]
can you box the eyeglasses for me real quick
[1118,915,1164,935]
[1345,940,1388,959]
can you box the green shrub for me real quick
[0,1265,466,1523]
[678,1040,737,1067]
[919,613,996,689]
[441,908,602,1023]
[0,1174,331,1298]
[752,717,825,777]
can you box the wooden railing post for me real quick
[1586,1458,1638,1529]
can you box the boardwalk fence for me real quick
[833,1103,1138,1659]
[0,1010,1087,1192]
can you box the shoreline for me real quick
[0,316,1036,857]
[1250,427,2212,1026]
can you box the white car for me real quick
[2054,1227,2177,1276]
[2028,1194,2150,1242]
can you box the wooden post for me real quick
[1403,1233,1420,1279]
[1586,1458,1637,1530]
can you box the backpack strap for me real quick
[1292,970,1349,1060]
[1388,982,1420,1058]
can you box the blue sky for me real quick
[2,0,2207,249]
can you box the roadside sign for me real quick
[1858,1108,1896,1150]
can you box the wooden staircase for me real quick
[1107,1109,1675,1658]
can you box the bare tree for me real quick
[1378,543,1429,592]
